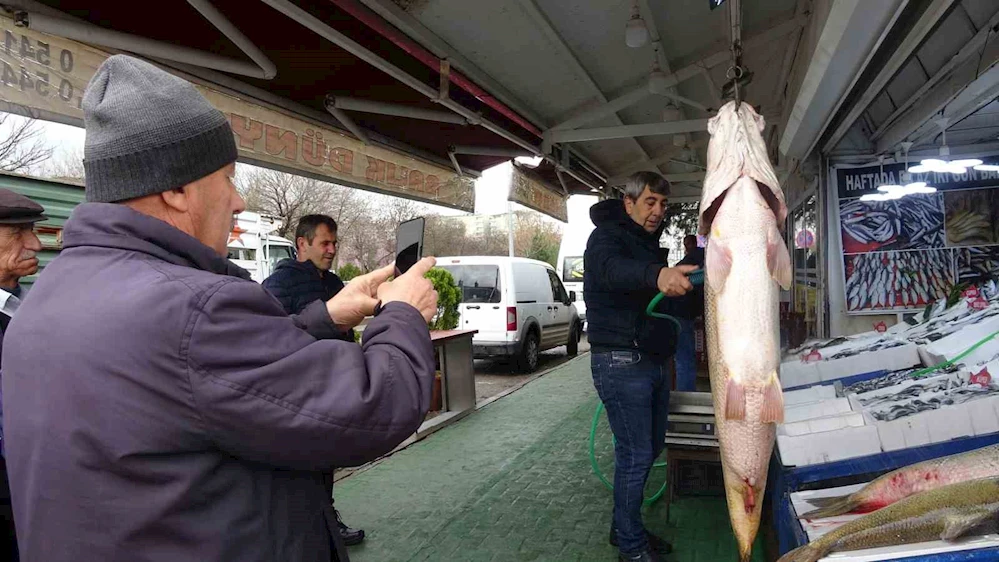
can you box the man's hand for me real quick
[325,263,395,330]
[378,257,439,323]
[657,265,699,297]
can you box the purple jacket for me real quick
[1,203,435,562]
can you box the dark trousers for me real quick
[591,350,670,555]
[322,471,349,562]
[0,457,17,561]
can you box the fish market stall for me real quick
[770,280,999,557]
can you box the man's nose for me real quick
[24,230,42,251]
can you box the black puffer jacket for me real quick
[583,199,677,359]
[263,259,354,342]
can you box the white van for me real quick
[437,256,582,372]
[227,211,296,283]
[556,224,593,327]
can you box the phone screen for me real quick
[395,217,425,276]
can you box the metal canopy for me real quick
[3,0,823,198]
[823,0,999,160]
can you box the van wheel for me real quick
[567,323,580,357]
[517,331,540,373]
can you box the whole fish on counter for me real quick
[699,100,791,562]
[799,444,999,519]
[779,476,999,562]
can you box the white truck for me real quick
[556,222,594,328]
[226,211,296,283]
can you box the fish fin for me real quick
[941,510,994,541]
[706,239,733,289]
[768,227,793,290]
[725,378,746,420]
[797,494,861,520]
[761,373,785,423]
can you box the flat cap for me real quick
[0,188,47,225]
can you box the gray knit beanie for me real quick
[82,55,238,203]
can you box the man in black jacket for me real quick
[674,235,705,392]
[263,214,363,550]
[584,172,696,562]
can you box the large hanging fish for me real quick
[698,100,791,562]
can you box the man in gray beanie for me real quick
[2,54,438,562]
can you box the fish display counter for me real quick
[789,482,999,561]
[769,279,999,559]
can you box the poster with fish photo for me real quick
[958,246,999,283]
[839,194,945,253]
[944,188,999,247]
[844,249,955,312]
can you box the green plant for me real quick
[425,267,460,331]
[337,263,362,282]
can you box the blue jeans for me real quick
[591,350,670,555]
[674,317,697,392]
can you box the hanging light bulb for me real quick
[908,118,982,174]
[974,163,999,171]
[648,49,668,94]
[625,0,649,48]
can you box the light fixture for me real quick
[908,118,982,174]
[625,0,649,48]
[648,48,668,94]
[974,163,999,171]
[865,148,938,201]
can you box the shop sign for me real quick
[509,164,568,223]
[836,159,999,199]
[0,14,474,212]
[970,367,992,387]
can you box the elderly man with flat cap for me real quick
[0,188,45,561]
[2,55,439,562]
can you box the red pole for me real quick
[328,0,544,139]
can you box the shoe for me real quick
[334,509,365,546]
[618,550,662,562]
[610,527,672,554]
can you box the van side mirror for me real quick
[569,291,577,303]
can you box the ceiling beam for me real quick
[778,0,907,159]
[549,13,808,132]
[822,0,959,154]
[871,6,999,142]
[607,139,711,183]
[515,0,651,163]
[551,119,710,143]
[876,32,999,153]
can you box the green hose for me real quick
[911,328,999,379]
[589,400,668,507]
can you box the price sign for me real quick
[970,368,992,388]
[873,321,887,333]
[970,296,989,311]
[802,350,822,363]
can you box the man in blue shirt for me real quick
[0,188,47,561]
[263,214,363,550]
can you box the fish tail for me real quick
[798,494,861,519]
[777,544,826,562]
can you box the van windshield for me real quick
[267,245,294,269]
[562,256,584,283]
[439,265,502,304]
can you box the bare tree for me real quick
[40,146,85,182]
[237,167,341,238]
[0,114,53,173]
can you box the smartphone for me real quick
[395,217,425,277]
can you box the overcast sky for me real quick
[16,116,598,242]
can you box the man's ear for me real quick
[160,187,190,213]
